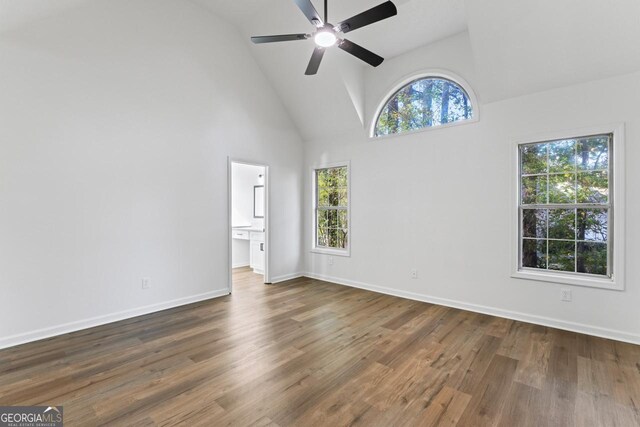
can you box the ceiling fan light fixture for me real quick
[314,30,337,47]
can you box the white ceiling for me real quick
[5,1,640,141]
[192,0,468,140]
[195,0,467,59]
[193,0,640,141]
[466,0,640,103]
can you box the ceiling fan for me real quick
[251,0,397,75]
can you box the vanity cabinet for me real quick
[232,230,249,240]
[249,231,265,274]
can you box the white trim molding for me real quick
[510,123,626,290]
[303,272,640,345]
[310,160,351,257]
[0,289,229,350]
[232,262,250,269]
[269,272,305,284]
[369,68,480,140]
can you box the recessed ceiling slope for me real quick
[466,0,640,102]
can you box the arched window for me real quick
[374,77,474,137]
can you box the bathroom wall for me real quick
[231,163,265,267]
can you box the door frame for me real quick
[227,157,270,293]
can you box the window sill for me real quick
[512,269,623,291]
[311,247,351,257]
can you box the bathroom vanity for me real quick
[232,226,265,274]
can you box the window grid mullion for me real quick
[545,143,550,270]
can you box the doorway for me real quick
[228,159,269,293]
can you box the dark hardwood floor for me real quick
[0,268,639,426]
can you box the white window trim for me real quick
[311,161,351,257]
[510,123,626,291]
[369,69,480,140]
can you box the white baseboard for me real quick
[269,272,304,284]
[232,262,250,269]
[303,272,640,346]
[0,289,229,350]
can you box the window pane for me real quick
[327,190,341,207]
[522,209,547,239]
[338,188,348,206]
[577,171,608,204]
[374,77,473,136]
[577,209,608,242]
[548,173,576,204]
[577,136,609,171]
[521,175,548,204]
[335,167,348,186]
[317,188,330,207]
[549,140,576,173]
[315,166,349,249]
[577,242,607,275]
[522,239,546,268]
[327,210,338,228]
[548,240,575,272]
[521,143,548,175]
[336,229,348,249]
[316,169,328,187]
[317,167,347,207]
[518,134,612,280]
[548,209,575,240]
[337,209,348,229]
[317,209,328,229]
[317,228,329,247]
[327,228,338,247]
[315,166,349,251]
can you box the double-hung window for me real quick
[313,163,350,255]
[514,129,624,289]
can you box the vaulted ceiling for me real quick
[5,0,640,142]
[193,0,640,141]
[195,0,467,60]
[192,0,468,140]
[467,0,640,103]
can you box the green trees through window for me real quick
[374,77,473,137]
[315,166,348,250]
[519,134,611,277]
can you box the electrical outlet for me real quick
[561,288,572,302]
[410,269,418,279]
[328,256,334,265]
[142,277,151,290]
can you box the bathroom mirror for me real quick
[253,185,264,218]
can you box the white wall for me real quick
[231,163,265,228]
[304,33,640,344]
[0,0,303,348]
[231,239,250,269]
[231,163,264,268]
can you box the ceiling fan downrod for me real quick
[324,0,328,23]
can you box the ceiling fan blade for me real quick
[251,34,309,44]
[335,1,397,34]
[338,39,384,67]
[294,0,324,27]
[305,47,325,75]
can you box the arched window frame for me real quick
[370,70,480,139]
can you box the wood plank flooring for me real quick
[1,268,639,426]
